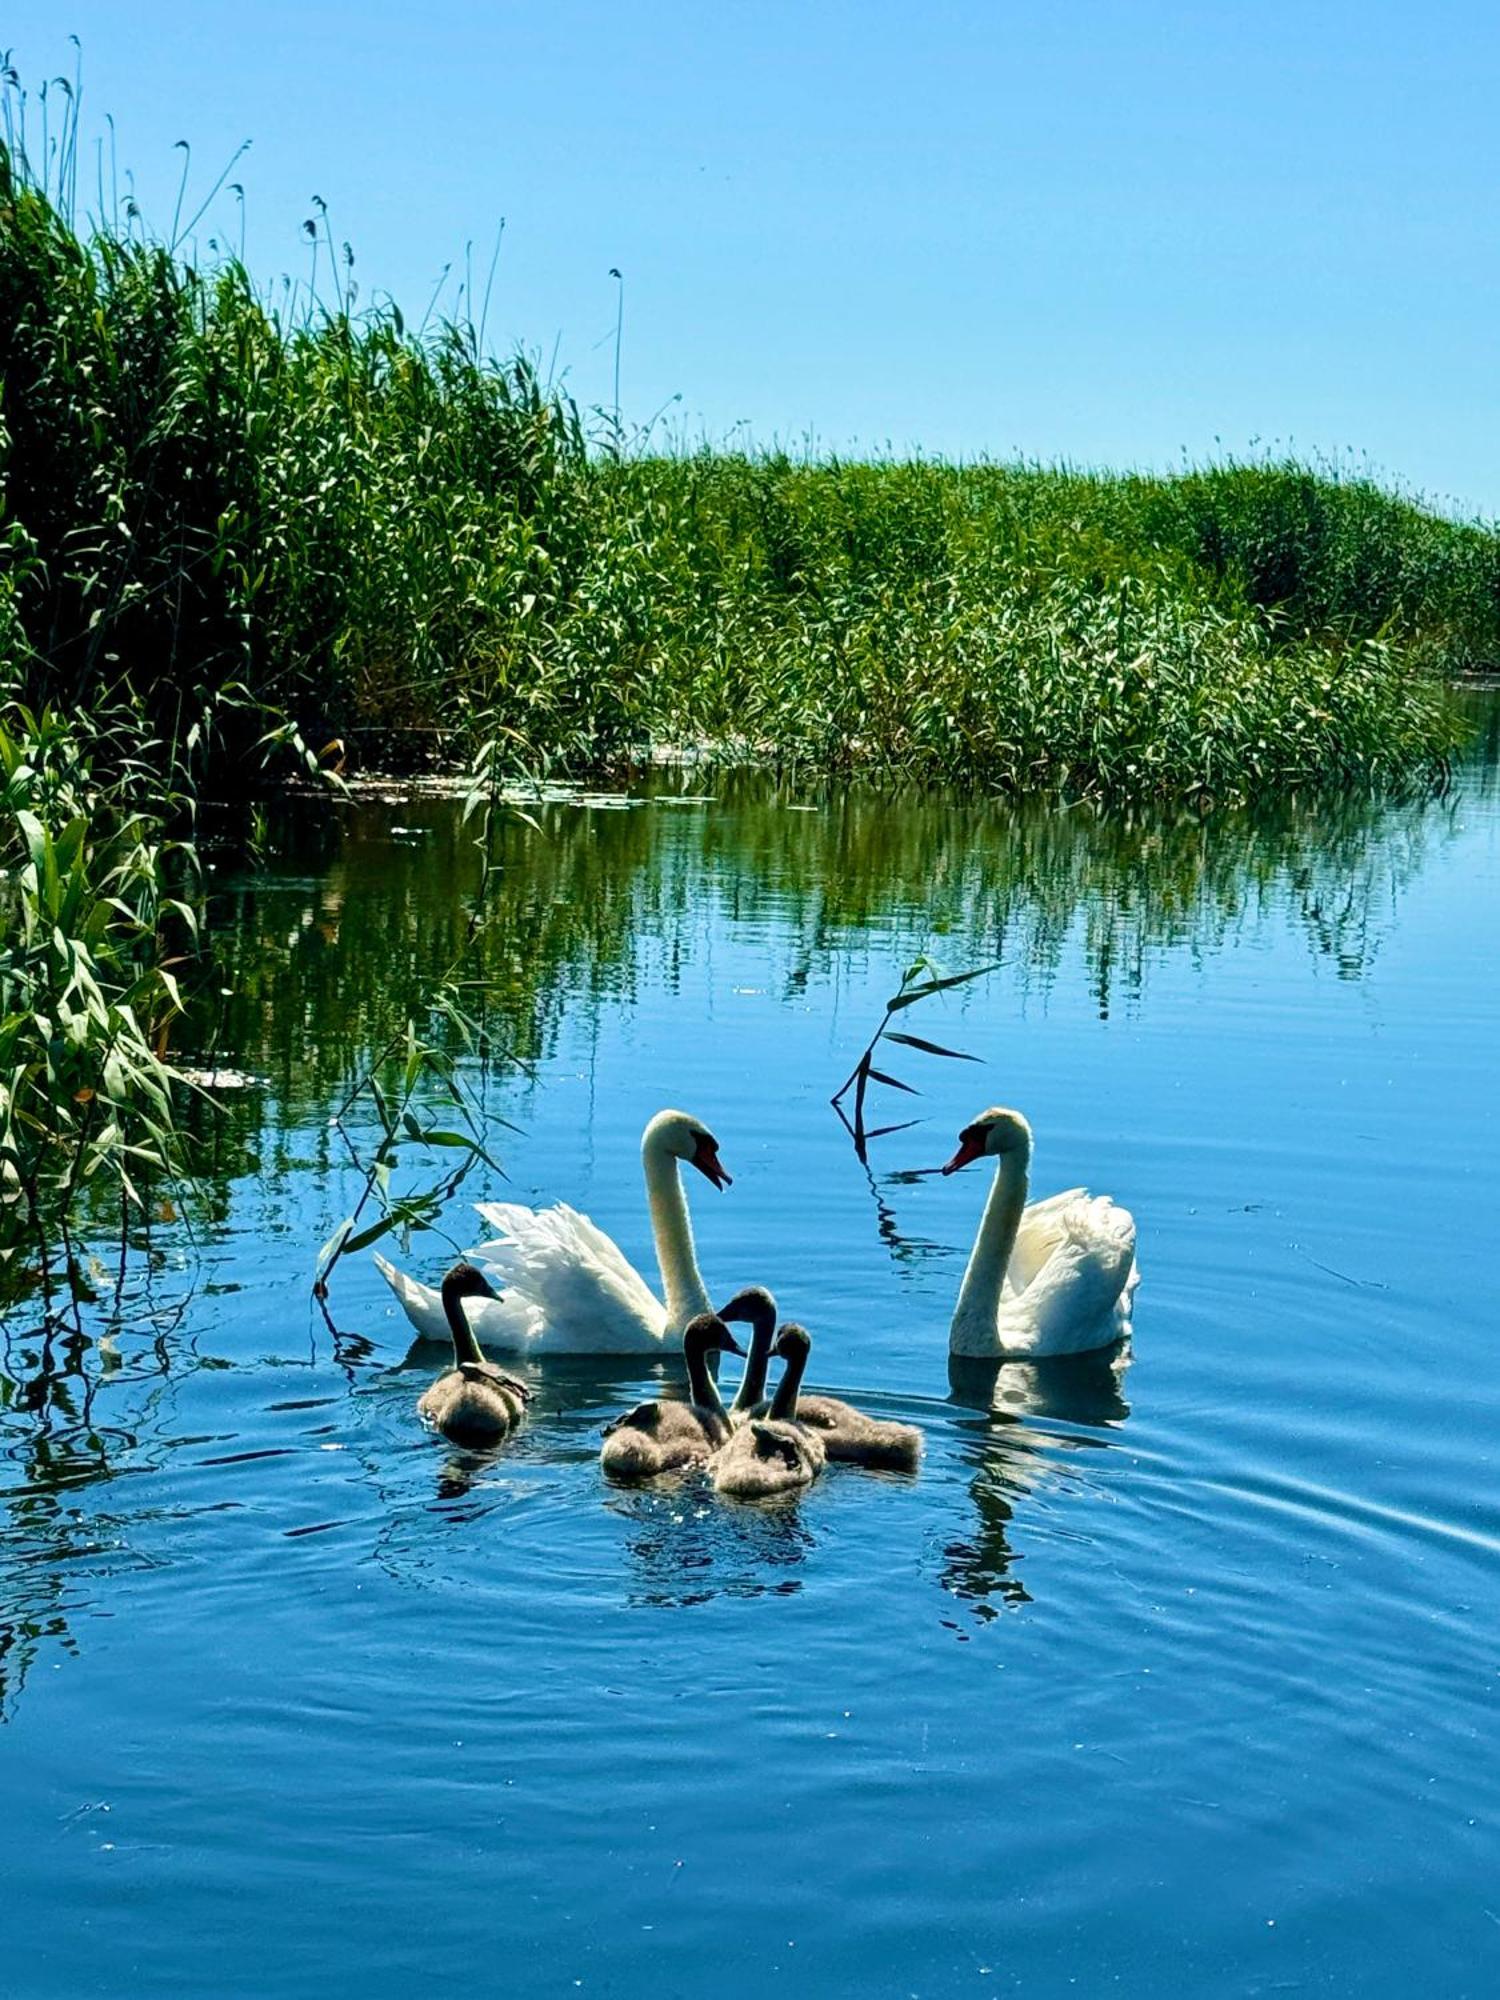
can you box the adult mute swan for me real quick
[416,1262,532,1448]
[942,1108,1138,1360]
[375,1109,731,1355]
[599,1315,745,1482]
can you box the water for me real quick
[3,717,1499,1997]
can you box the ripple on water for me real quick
[5,748,1500,1996]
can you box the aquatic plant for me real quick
[310,736,528,1309]
[832,956,996,1158]
[0,698,198,1315]
[0,67,1489,808]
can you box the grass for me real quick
[2,77,1494,808]
[0,62,1494,1297]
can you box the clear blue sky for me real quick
[7,2,1499,513]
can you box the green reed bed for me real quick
[2,67,1493,1320]
[2,100,1494,810]
[0,699,199,1310]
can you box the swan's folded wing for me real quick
[1007,1196,1138,1356]
[1006,1188,1086,1293]
[373,1253,545,1350]
[465,1200,668,1351]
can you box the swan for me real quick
[600,1314,745,1481]
[416,1262,533,1448]
[710,1325,826,1499]
[942,1107,1138,1359]
[718,1287,924,1471]
[720,1285,778,1419]
[375,1108,732,1354]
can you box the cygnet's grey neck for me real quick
[770,1339,809,1421]
[685,1333,730,1419]
[441,1278,487,1368]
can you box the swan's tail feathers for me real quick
[464,1201,669,1352]
[374,1254,451,1343]
[373,1251,545,1353]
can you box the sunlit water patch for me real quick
[2,718,1499,1996]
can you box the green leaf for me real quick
[340,1213,402,1256]
[882,1031,981,1062]
[865,1118,922,1140]
[315,1217,353,1273]
[885,963,1001,1011]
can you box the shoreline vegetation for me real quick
[3,96,1496,814]
[2,67,1497,1307]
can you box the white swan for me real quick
[374,1108,731,1354]
[942,1108,1138,1359]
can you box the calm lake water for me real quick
[3,709,1499,1997]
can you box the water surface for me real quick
[3,723,1498,1997]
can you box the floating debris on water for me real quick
[176,1067,266,1092]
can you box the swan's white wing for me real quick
[1006,1188,1087,1294]
[373,1252,545,1349]
[999,1195,1138,1358]
[373,1253,451,1341]
[462,1200,669,1353]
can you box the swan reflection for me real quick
[940,1345,1131,1618]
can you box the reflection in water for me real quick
[0,725,1495,1712]
[940,1348,1132,1621]
[187,769,1466,1150]
[610,1482,813,1607]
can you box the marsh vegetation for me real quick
[3,74,1493,815]
[1,63,1496,1305]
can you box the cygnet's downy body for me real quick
[710,1324,826,1499]
[417,1262,532,1448]
[717,1291,923,1473]
[600,1314,745,1481]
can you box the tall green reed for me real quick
[0,698,199,1316]
[1,58,1492,817]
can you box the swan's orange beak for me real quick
[692,1137,732,1189]
[940,1132,987,1176]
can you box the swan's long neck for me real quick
[442,1286,487,1369]
[643,1138,711,1330]
[732,1311,777,1413]
[770,1341,808,1421]
[685,1340,729,1421]
[951,1152,1029,1354]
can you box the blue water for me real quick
[3,730,1498,1997]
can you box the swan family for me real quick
[385,1104,1139,1490]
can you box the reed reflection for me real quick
[192,768,1465,1146]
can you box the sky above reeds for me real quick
[8,1,1499,514]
